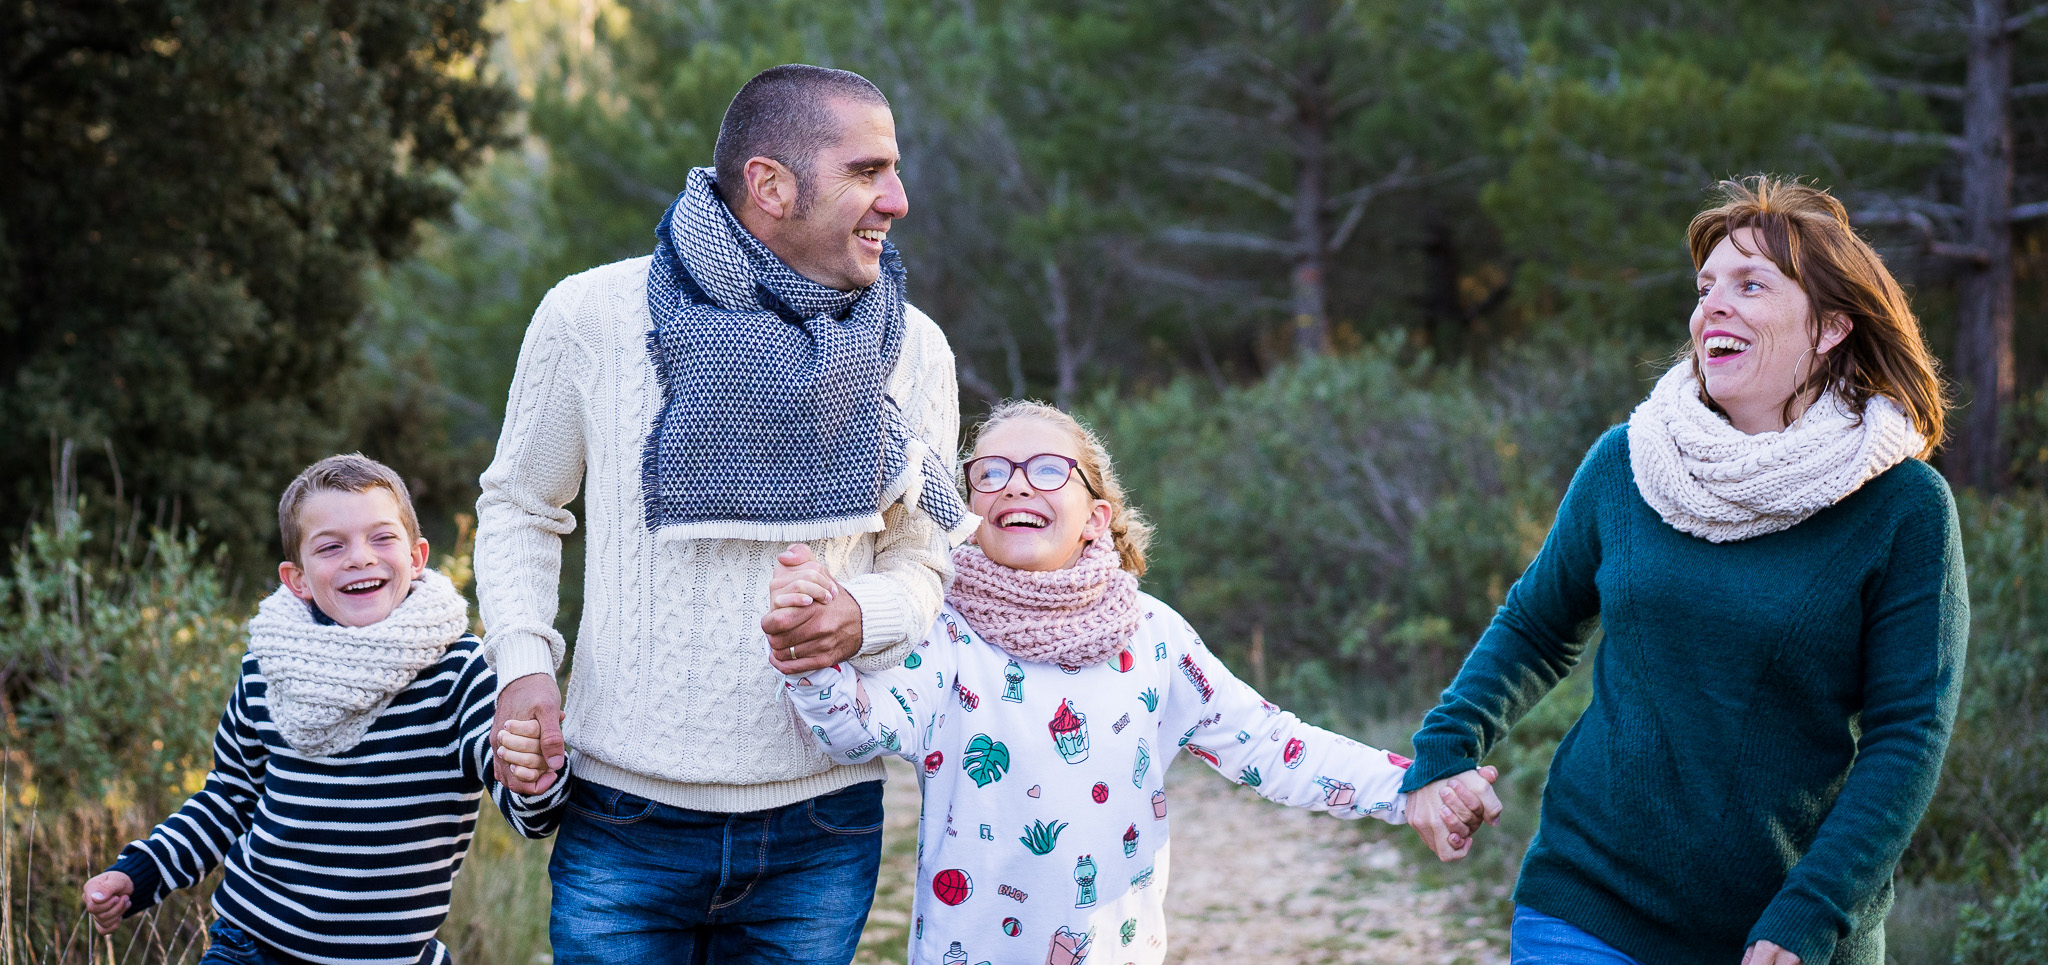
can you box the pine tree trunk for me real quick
[1954,0,2016,489]
[1288,1,1333,356]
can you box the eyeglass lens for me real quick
[966,454,1075,493]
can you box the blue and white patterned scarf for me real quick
[641,167,972,544]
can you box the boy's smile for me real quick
[279,488,429,627]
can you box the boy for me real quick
[81,454,570,964]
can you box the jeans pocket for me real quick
[566,783,657,826]
[201,920,263,965]
[807,781,884,835]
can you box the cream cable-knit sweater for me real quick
[475,255,958,813]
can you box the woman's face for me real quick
[1690,228,1849,433]
[967,418,1112,572]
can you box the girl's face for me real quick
[1690,227,1850,433]
[966,418,1112,572]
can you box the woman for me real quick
[1401,176,1967,965]
[765,401,1494,965]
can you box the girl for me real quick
[768,401,1494,965]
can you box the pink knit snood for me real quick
[945,538,1140,667]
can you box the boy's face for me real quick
[278,488,428,627]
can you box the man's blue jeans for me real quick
[548,779,885,965]
[1510,906,1644,965]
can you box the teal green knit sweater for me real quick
[1401,425,1968,965]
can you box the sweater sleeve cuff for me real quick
[110,844,166,914]
[484,630,561,696]
[1747,889,1848,965]
[1397,737,1480,794]
[839,573,915,671]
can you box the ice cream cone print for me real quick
[1048,699,1090,763]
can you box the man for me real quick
[474,64,972,963]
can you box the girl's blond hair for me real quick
[968,401,1153,576]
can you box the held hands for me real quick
[1405,765,1504,862]
[762,544,864,674]
[82,869,134,934]
[494,717,559,790]
[491,674,565,796]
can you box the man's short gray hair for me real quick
[712,64,890,216]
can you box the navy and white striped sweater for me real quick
[110,634,568,965]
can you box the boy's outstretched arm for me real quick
[97,674,271,926]
[459,655,571,837]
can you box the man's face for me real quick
[776,98,908,291]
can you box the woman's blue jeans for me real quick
[1510,906,1644,965]
[548,779,885,965]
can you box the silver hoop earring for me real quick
[1791,346,1816,398]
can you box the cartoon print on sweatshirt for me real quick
[1073,854,1098,908]
[1048,699,1089,763]
[1003,659,1025,703]
[780,595,1412,965]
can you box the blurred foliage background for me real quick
[3,0,2046,961]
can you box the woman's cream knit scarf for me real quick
[1627,363,1925,543]
[247,569,470,757]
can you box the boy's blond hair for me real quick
[968,401,1153,577]
[277,454,422,565]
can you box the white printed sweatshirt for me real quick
[784,593,1412,965]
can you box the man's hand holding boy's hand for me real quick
[492,674,565,795]
[1406,765,1504,862]
[495,717,561,791]
[762,544,862,674]
[83,870,134,934]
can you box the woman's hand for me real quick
[1405,766,1503,861]
[1741,941,1801,965]
[82,869,133,934]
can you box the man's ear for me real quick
[1817,312,1853,355]
[279,560,313,601]
[743,156,798,221]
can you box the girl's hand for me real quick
[82,870,134,934]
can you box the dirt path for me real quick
[856,757,1508,965]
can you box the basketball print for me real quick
[1091,782,1110,803]
[933,868,973,906]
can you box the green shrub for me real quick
[1904,490,2048,887]
[1094,334,1641,702]
[1951,807,2048,965]
[2,504,243,817]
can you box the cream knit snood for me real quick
[1627,363,1926,543]
[248,569,470,757]
[945,538,1140,667]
